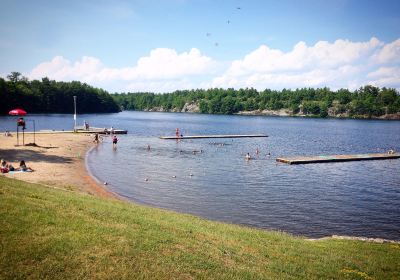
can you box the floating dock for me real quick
[22,128,127,135]
[160,134,268,140]
[276,153,400,164]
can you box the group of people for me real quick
[245,148,271,160]
[1,159,33,173]
[93,132,118,148]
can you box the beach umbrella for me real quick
[9,108,27,116]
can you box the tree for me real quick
[7,71,22,83]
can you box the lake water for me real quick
[1,111,400,239]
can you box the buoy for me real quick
[145,178,149,181]
[172,175,176,178]
[103,182,108,185]
[189,173,193,176]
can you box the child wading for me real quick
[112,135,118,148]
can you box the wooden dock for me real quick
[160,134,268,140]
[22,128,127,135]
[276,153,400,164]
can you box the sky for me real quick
[0,0,399,93]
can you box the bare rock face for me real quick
[378,113,400,120]
[148,107,164,112]
[181,102,200,113]
[237,109,292,116]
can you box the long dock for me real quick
[276,153,400,164]
[160,134,268,140]
[21,128,128,135]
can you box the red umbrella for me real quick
[9,108,27,116]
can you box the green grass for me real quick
[0,176,399,279]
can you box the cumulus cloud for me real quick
[367,67,400,88]
[372,39,400,64]
[212,37,400,90]
[28,48,216,92]
[26,38,400,92]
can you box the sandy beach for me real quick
[0,132,116,199]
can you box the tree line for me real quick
[0,72,120,115]
[112,86,400,118]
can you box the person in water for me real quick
[245,153,252,160]
[175,128,180,138]
[112,135,118,148]
[93,133,100,144]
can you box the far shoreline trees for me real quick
[1,72,399,119]
[0,72,120,114]
[112,86,400,119]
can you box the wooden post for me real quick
[16,124,19,146]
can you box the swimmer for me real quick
[146,144,151,151]
[256,148,260,155]
[245,153,251,160]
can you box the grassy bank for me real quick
[1,176,399,279]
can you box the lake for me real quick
[1,111,400,239]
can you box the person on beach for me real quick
[84,121,89,130]
[110,126,114,135]
[112,135,118,148]
[18,160,34,172]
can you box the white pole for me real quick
[73,96,77,132]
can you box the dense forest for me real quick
[2,71,399,119]
[113,86,400,118]
[0,72,120,115]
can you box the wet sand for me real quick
[0,132,116,199]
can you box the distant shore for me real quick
[0,133,116,199]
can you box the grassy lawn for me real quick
[0,176,399,279]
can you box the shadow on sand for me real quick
[0,149,73,164]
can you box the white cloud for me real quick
[372,39,400,64]
[25,38,400,92]
[213,37,400,90]
[28,48,216,92]
[367,67,400,88]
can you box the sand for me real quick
[0,132,116,199]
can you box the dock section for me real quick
[276,153,400,164]
[22,128,128,135]
[160,134,268,140]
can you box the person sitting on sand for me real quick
[245,153,252,160]
[18,160,34,172]
[1,159,9,173]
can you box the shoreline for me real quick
[0,133,117,199]
[1,132,399,243]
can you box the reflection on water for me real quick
[2,111,400,239]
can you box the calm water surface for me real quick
[1,111,399,239]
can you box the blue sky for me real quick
[1,0,399,92]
